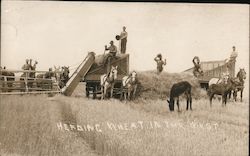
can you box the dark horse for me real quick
[0,67,15,92]
[208,77,236,106]
[232,68,246,102]
[167,81,192,111]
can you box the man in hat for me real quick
[154,54,166,74]
[230,46,238,60]
[119,26,128,54]
[104,41,118,72]
[21,59,31,83]
[105,40,117,57]
[192,56,203,77]
[22,59,31,70]
[227,46,237,77]
[30,60,38,79]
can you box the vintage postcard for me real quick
[0,1,249,156]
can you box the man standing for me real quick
[154,54,166,74]
[227,46,237,77]
[119,26,128,54]
[22,59,31,70]
[30,60,38,78]
[230,46,238,60]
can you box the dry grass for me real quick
[0,95,98,156]
[55,94,248,156]
[0,81,248,156]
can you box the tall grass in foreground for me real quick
[57,95,248,156]
[0,94,248,156]
[0,95,98,156]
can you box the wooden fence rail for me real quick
[0,69,62,73]
[0,69,61,95]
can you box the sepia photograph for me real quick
[0,1,249,156]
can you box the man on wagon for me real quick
[29,59,38,79]
[103,40,118,72]
[154,53,166,74]
[230,46,238,61]
[192,56,203,77]
[105,40,117,57]
[22,59,31,70]
[119,26,128,54]
[225,46,238,77]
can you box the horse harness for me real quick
[124,73,137,87]
[102,69,115,86]
[124,75,132,87]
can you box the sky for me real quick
[1,1,249,75]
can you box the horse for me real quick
[231,68,246,102]
[167,81,192,112]
[59,66,70,89]
[208,77,237,107]
[121,71,138,100]
[0,67,15,92]
[100,66,118,99]
[208,73,230,87]
[208,73,230,100]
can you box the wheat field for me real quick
[0,82,249,156]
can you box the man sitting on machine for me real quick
[103,40,118,72]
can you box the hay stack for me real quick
[136,71,206,100]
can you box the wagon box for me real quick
[84,53,129,81]
[183,55,236,89]
[83,53,129,99]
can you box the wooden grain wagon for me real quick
[0,69,61,95]
[83,53,129,99]
[0,52,129,97]
[184,55,236,90]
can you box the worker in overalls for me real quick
[120,26,128,54]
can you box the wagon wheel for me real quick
[120,86,125,100]
[85,84,90,98]
[93,85,97,99]
[86,90,90,98]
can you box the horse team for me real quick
[99,65,246,112]
[1,62,247,112]
[208,68,246,105]
[100,65,138,100]
[168,68,246,111]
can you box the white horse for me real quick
[100,66,118,99]
[208,73,230,86]
[121,71,138,100]
[54,65,62,89]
